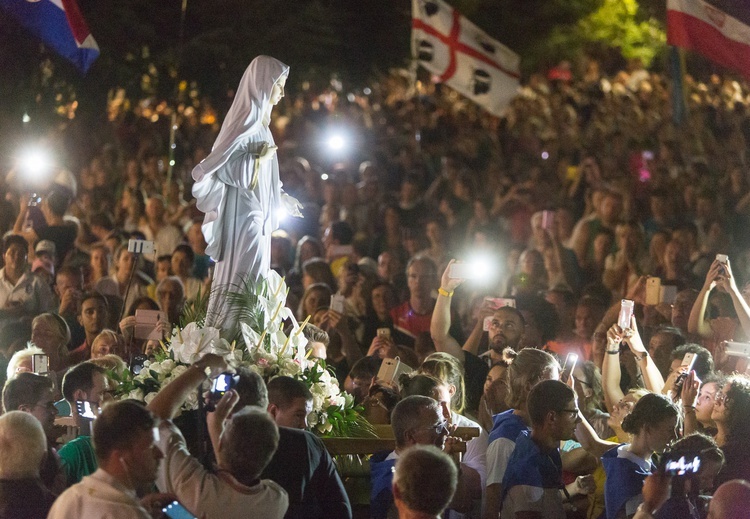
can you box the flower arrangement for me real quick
[114,271,371,437]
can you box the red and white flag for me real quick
[411,0,520,117]
[667,0,750,78]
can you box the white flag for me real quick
[412,0,520,117]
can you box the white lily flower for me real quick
[240,322,262,351]
[170,323,221,364]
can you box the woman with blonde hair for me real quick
[90,330,126,360]
[419,352,467,414]
[30,312,71,372]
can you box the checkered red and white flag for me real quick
[412,0,520,117]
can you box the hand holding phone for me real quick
[162,500,197,519]
[645,278,661,306]
[561,353,578,384]
[135,310,163,340]
[330,294,346,314]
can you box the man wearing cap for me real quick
[32,240,56,287]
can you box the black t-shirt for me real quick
[463,351,490,415]
[36,224,77,267]
[261,427,352,519]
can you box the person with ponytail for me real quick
[584,393,680,519]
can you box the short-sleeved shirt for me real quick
[156,420,289,519]
[500,430,565,519]
[0,268,54,318]
[390,301,433,339]
[602,444,654,519]
[58,435,97,486]
[486,410,529,486]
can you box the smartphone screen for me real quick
[32,354,49,374]
[211,373,234,402]
[162,501,197,519]
[561,353,578,384]
[75,400,98,420]
[663,456,701,476]
[618,300,634,330]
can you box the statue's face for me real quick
[270,75,287,105]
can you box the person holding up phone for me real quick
[688,257,748,353]
[146,353,289,519]
[432,259,526,414]
[57,362,110,485]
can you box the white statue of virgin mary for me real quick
[192,55,302,331]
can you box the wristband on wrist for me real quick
[634,351,649,362]
[606,349,620,355]
[438,287,454,298]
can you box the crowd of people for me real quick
[2,56,750,518]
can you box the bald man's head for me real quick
[708,480,750,519]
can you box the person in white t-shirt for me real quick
[147,353,288,519]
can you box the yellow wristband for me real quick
[438,287,454,298]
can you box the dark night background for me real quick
[0,0,729,167]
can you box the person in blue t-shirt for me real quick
[501,380,595,519]
[370,395,457,519]
[485,348,561,518]
[576,392,680,519]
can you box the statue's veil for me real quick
[191,56,289,261]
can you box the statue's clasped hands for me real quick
[258,142,278,164]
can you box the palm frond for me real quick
[224,275,266,344]
[179,284,209,329]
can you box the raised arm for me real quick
[688,262,721,338]
[602,324,625,414]
[622,315,665,394]
[147,354,227,420]
[717,258,750,339]
[431,260,467,364]
[575,411,619,459]
[680,370,701,436]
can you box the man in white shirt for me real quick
[47,401,167,519]
[147,353,288,519]
[0,234,53,327]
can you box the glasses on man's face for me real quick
[420,420,448,435]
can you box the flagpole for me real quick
[166,0,189,192]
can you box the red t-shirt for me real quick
[390,301,434,339]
